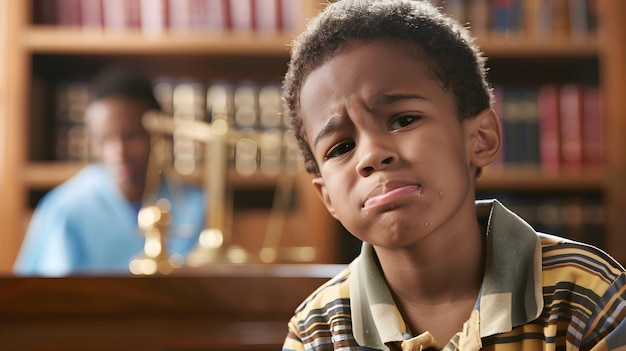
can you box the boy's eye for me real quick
[389,114,420,131]
[325,140,355,159]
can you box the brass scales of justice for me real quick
[128,106,316,275]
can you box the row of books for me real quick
[55,81,91,162]
[491,83,603,170]
[155,79,300,176]
[52,78,604,173]
[53,78,303,177]
[429,0,599,39]
[32,0,303,34]
[478,192,605,249]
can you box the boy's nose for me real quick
[355,139,397,177]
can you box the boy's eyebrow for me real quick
[313,116,341,147]
[371,93,427,107]
[313,93,427,146]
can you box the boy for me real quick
[281,0,626,350]
[14,66,206,276]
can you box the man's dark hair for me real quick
[283,0,493,176]
[90,64,161,111]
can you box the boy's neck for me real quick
[373,217,486,347]
[374,216,486,303]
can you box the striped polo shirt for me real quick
[283,199,626,351]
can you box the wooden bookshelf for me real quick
[1,0,625,273]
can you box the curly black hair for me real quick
[283,0,493,176]
[90,64,161,111]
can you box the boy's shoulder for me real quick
[538,232,625,285]
[292,263,353,319]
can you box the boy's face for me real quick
[86,97,152,200]
[300,40,496,249]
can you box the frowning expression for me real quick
[301,40,480,248]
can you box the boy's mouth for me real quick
[362,182,422,210]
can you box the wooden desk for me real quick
[0,264,345,351]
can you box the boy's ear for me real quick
[311,177,338,219]
[466,108,502,169]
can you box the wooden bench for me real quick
[0,264,345,351]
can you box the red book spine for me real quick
[140,0,168,35]
[279,0,302,32]
[103,0,141,30]
[57,0,82,27]
[80,0,103,30]
[538,85,560,171]
[126,0,142,29]
[559,84,584,169]
[582,85,604,166]
[168,0,190,31]
[254,0,280,33]
[205,0,228,30]
[229,0,254,32]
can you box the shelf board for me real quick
[22,162,304,190]
[23,162,86,189]
[21,27,294,55]
[20,27,601,58]
[24,162,607,193]
[477,166,607,192]
[478,37,600,57]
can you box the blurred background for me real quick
[0,0,625,275]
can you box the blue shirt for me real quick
[13,164,206,276]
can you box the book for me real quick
[234,132,258,176]
[57,0,82,27]
[500,86,539,167]
[229,0,254,32]
[206,80,234,123]
[102,0,141,31]
[538,85,561,171]
[33,0,59,25]
[233,82,258,128]
[559,84,584,169]
[80,0,103,30]
[254,0,280,34]
[204,0,228,30]
[552,0,571,38]
[140,0,168,36]
[258,83,283,129]
[569,0,590,38]
[259,128,282,176]
[582,85,604,166]
[524,0,554,38]
[582,198,605,248]
[279,0,303,32]
[169,0,227,32]
[54,82,91,161]
[490,0,524,37]
[172,81,206,174]
[519,88,540,167]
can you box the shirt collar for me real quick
[349,199,543,349]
